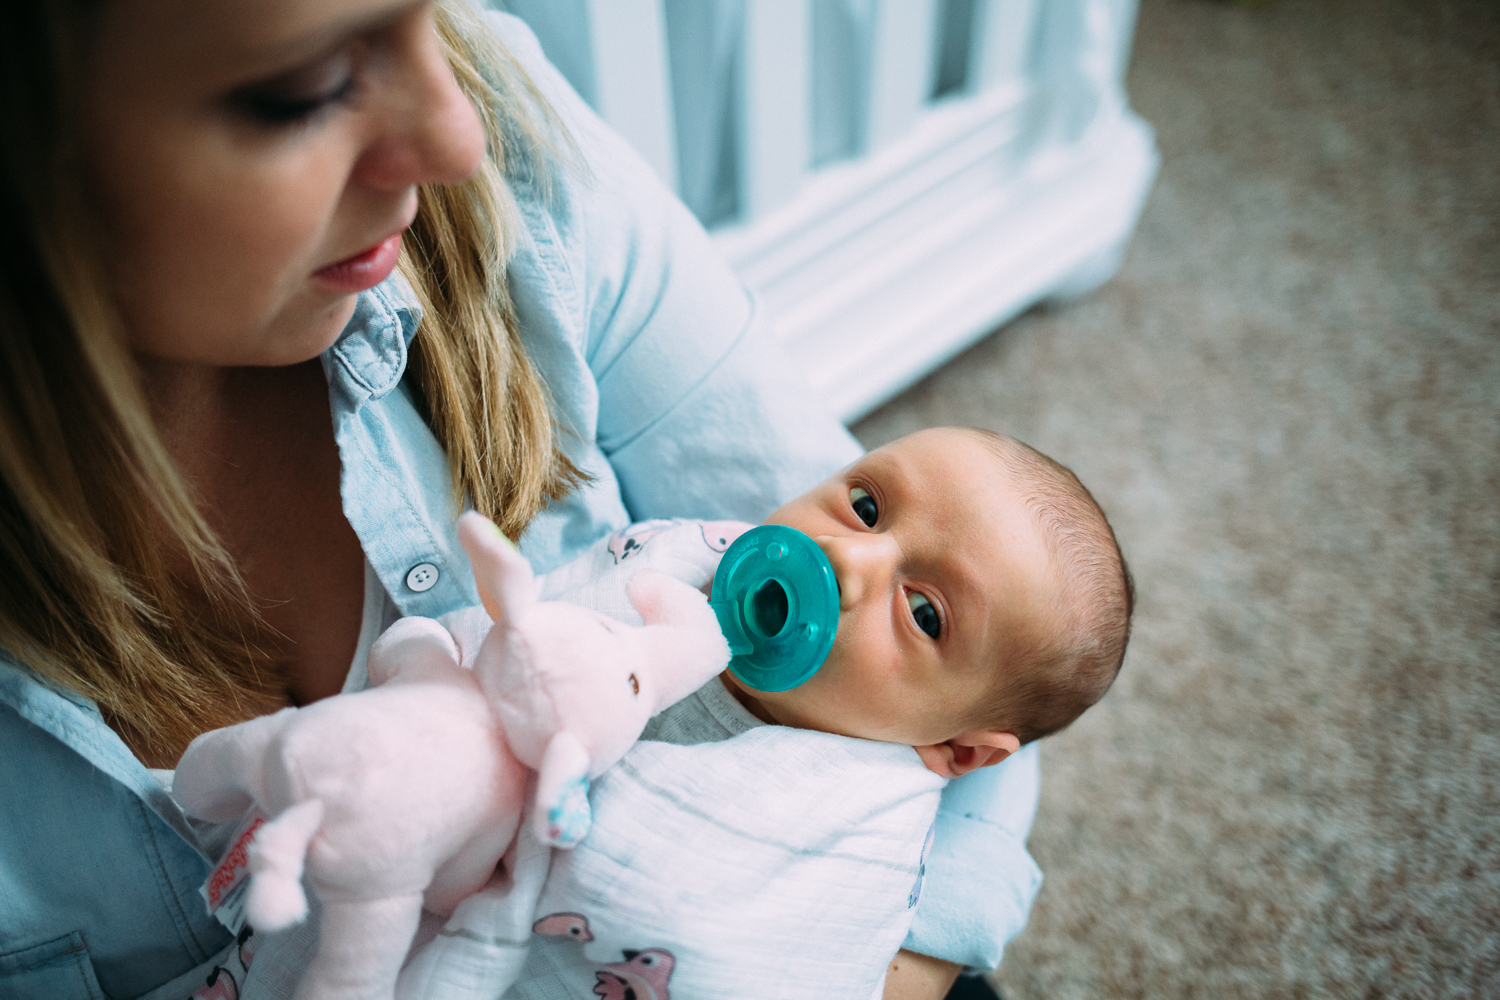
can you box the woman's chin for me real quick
[262,294,362,365]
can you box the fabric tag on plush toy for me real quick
[547,777,592,848]
[200,808,269,935]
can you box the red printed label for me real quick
[200,808,267,932]
[206,816,263,907]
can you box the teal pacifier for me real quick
[710,524,839,693]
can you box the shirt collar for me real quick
[324,271,423,401]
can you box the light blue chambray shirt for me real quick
[0,13,1039,998]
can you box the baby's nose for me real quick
[817,533,899,611]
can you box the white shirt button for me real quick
[405,563,440,593]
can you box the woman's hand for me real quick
[884,949,961,999]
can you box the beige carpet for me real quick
[852,0,1500,996]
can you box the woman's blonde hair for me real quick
[0,2,583,762]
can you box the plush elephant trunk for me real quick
[626,571,733,713]
[455,512,730,848]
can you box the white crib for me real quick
[499,0,1158,421]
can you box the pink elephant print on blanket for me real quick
[532,911,596,943]
[592,949,675,1000]
[533,912,677,1000]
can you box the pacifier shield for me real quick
[710,525,839,692]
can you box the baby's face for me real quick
[724,428,1059,750]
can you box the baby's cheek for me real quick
[816,638,895,708]
[823,623,891,682]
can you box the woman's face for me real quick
[82,0,485,368]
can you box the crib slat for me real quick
[587,0,680,192]
[968,0,1041,93]
[863,0,940,152]
[502,0,597,100]
[737,0,811,221]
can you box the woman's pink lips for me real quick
[313,233,403,293]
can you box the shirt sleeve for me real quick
[904,743,1043,969]
[487,11,862,527]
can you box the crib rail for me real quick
[500,0,1158,421]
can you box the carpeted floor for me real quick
[852,0,1500,996]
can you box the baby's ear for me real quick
[914,730,1021,778]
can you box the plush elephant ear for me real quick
[534,731,593,848]
[458,511,535,626]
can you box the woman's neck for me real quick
[138,356,368,721]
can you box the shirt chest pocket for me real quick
[0,933,105,1000]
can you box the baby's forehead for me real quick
[942,453,1062,608]
[862,433,1044,550]
[907,431,1036,516]
[876,427,1015,482]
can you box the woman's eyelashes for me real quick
[907,591,942,640]
[849,485,878,527]
[229,54,358,126]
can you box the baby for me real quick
[712,425,1133,775]
[407,427,1132,1000]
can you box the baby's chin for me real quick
[720,670,829,731]
[717,671,778,725]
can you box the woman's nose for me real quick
[818,533,899,611]
[353,16,486,191]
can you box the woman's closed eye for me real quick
[907,590,942,640]
[850,486,878,527]
[228,51,358,126]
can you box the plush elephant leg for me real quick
[294,892,424,1000]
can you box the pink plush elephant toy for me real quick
[173,512,730,1000]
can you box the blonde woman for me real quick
[0,2,1040,998]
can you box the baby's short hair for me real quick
[970,430,1134,745]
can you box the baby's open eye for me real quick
[907,591,941,639]
[850,486,878,527]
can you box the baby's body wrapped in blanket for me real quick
[398,521,945,1000]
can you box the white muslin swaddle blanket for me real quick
[402,725,942,1000]
[396,521,946,1000]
